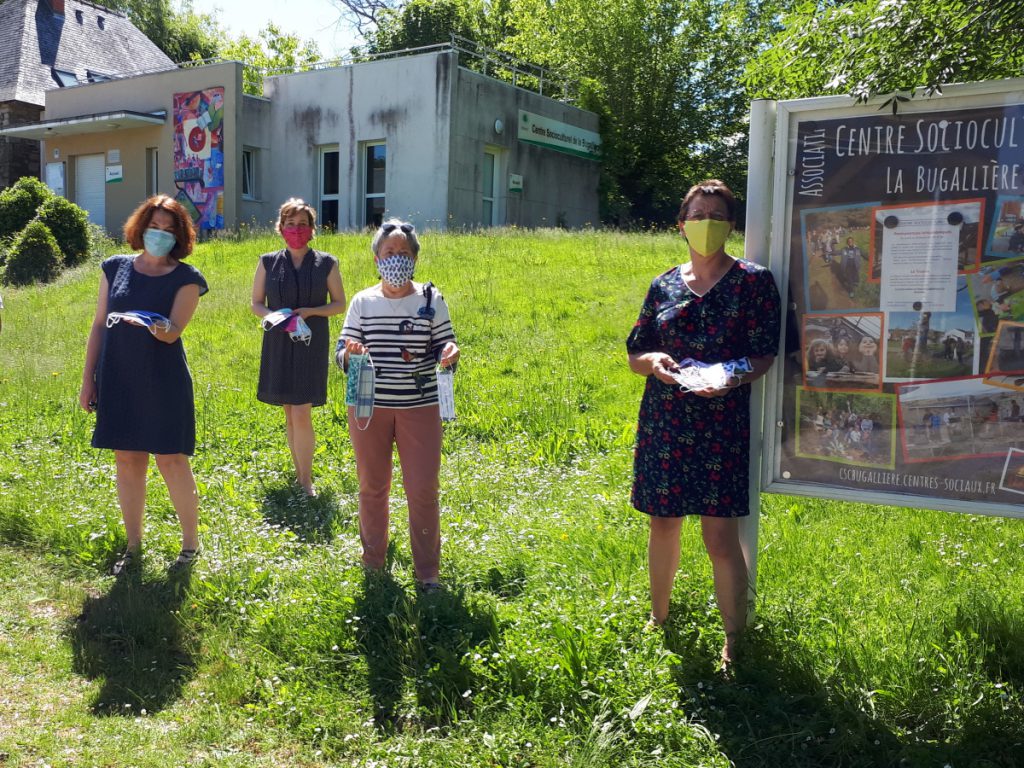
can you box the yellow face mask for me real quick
[683,219,732,257]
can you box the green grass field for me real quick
[1,229,1022,767]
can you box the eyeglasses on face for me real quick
[381,222,414,235]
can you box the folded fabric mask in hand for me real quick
[261,308,293,331]
[106,311,171,333]
[668,357,749,391]
[286,315,312,345]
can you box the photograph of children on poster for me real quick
[781,101,1024,509]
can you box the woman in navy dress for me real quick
[626,180,780,666]
[251,199,346,496]
[79,195,207,575]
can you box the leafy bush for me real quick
[37,196,90,266]
[0,176,52,240]
[86,221,117,261]
[1,220,62,286]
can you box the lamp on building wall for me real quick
[494,119,504,135]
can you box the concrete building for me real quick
[0,0,173,189]
[0,47,601,232]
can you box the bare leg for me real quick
[154,453,200,551]
[701,516,748,662]
[114,450,149,550]
[648,516,684,624]
[283,403,316,495]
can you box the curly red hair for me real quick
[123,195,197,260]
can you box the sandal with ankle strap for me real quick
[169,548,200,571]
[111,549,140,577]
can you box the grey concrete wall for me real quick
[240,94,272,226]
[40,62,244,232]
[263,51,455,231]
[449,66,600,229]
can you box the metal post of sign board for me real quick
[741,98,780,623]
[757,78,1024,520]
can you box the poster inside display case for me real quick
[759,82,1024,517]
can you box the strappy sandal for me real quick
[417,580,443,595]
[111,549,139,577]
[169,548,200,571]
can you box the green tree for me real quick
[104,0,222,62]
[745,0,1024,104]
[369,0,481,53]
[220,24,323,95]
[500,0,785,225]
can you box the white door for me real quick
[75,154,105,228]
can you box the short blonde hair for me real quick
[276,198,316,232]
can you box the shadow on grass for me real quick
[69,567,196,715]
[663,602,1024,768]
[354,570,496,732]
[354,569,408,728]
[261,484,343,543]
[410,583,496,723]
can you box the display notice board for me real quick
[758,81,1024,518]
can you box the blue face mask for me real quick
[143,228,176,258]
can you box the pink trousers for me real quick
[348,405,442,581]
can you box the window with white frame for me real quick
[319,146,340,229]
[363,142,386,228]
[242,148,257,200]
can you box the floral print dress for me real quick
[626,259,781,517]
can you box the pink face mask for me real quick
[282,225,313,250]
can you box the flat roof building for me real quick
[1,46,601,232]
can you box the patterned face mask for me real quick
[376,254,416,288]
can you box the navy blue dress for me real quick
[626,259,780,517]
[92,255,208,455]
[256,249,336,407]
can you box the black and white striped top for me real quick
[337,282,456,408]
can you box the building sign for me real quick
[517,110,600,160]
[173,87,225,230]
[762,82,1024,516]
[105,165,123,183]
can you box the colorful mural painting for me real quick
[172,87,225,230]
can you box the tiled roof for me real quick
[0,0,174,106]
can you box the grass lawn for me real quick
[1,229,1022,767]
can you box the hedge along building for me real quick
[0,46,601,233]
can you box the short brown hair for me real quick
[678,179,737,223]
[123,194,196,260]
[276,198,316,232]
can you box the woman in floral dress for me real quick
[626,179,780,665]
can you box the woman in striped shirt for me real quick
[336,219,459,591]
